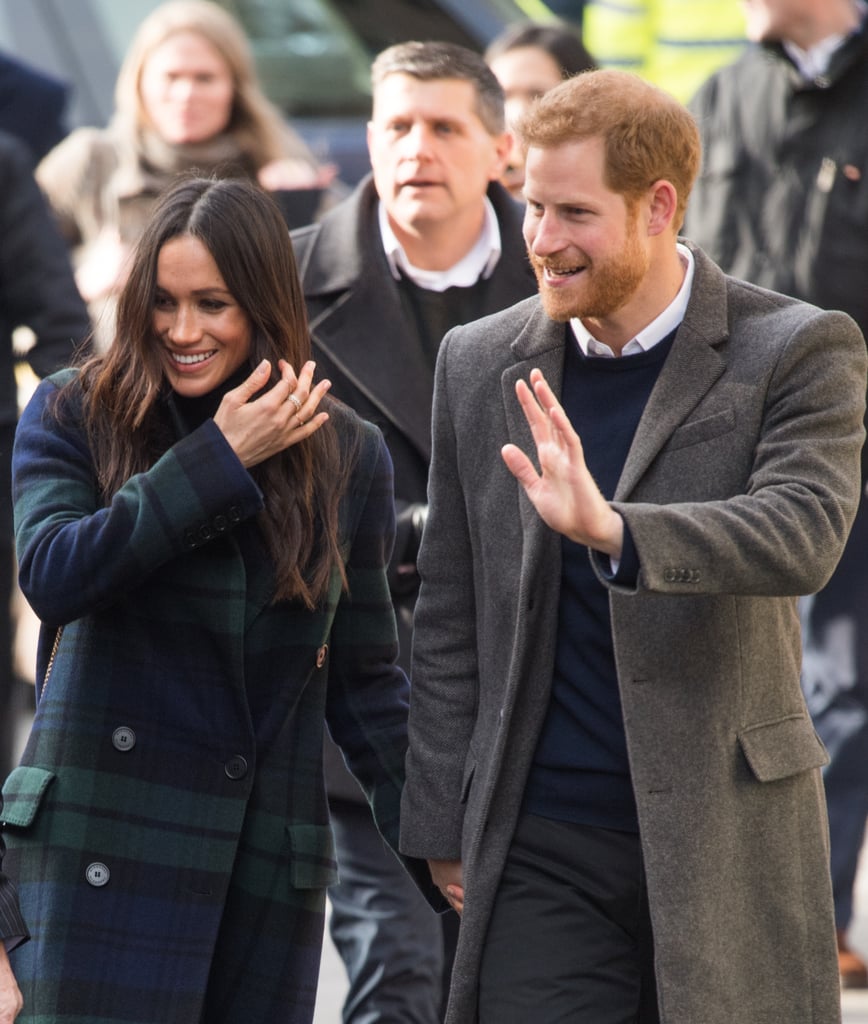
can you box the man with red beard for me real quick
[400,68,867,1024]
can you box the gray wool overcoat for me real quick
[400,242,868,1024]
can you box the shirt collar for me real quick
[378,197,502,291]
[783,1,867,79]
[783,35,846,79]
[570,243,695,359]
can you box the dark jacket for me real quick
[3,372,435,1023]
[0,130,90,431]
[291,175,536,650]
[291,174,537,801]
[686,17,868,339]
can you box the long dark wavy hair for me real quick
[66,176,356,608]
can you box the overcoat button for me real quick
[112,726,136,752]
[316,644,328,668]
[224,755,248,780]
[86,862,110,887]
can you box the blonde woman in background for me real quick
[37,0,335,349]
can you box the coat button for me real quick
[112,726,136,752]
[224,755,248,780]
[316,644,328,668]
[86,862,110,887]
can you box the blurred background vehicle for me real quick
[0,0,553,184]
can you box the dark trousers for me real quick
[328,796,454,1024]
[479,814,659,1024]
[801,495,868,931]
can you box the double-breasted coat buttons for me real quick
[224,755,248,780]
[86,862,110,887]
[112,726,136,752]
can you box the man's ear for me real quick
[647,179,678,236]
[489,130,514,181]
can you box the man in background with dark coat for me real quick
[290,40,536,1023]
[687,0,868,987]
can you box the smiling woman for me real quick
[2,176,437,1024]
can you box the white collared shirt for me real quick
[569,243,695,358]
[784,35,846,79]
[783,1,866,80]
[378,197,502,291]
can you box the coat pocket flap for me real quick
[285,823,338,890]
[1,766,57,826]
[665,408,736,452]
[738,716,829,782]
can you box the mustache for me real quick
[529,253,585,274]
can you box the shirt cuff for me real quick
[603,522,639,586]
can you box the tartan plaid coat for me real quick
[2,370,431,1023]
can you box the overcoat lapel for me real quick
[296,180,434,461]
[502,310,567,542]
[498,312,566,718]
[308,276,435,460]
[617,245,730,501]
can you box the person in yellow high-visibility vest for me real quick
[583,0,746,102]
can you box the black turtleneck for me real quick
[165,364,251,437]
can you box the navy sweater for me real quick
[523,327,675,833]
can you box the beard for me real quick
[530,225,650,323]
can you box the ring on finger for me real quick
[288,392,303,413]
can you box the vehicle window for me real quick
[225,0,372,117]
[329,0,482,54]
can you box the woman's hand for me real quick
[213,358,330,468]
[428,859,464,915]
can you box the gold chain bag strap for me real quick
[40,626,64,701]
